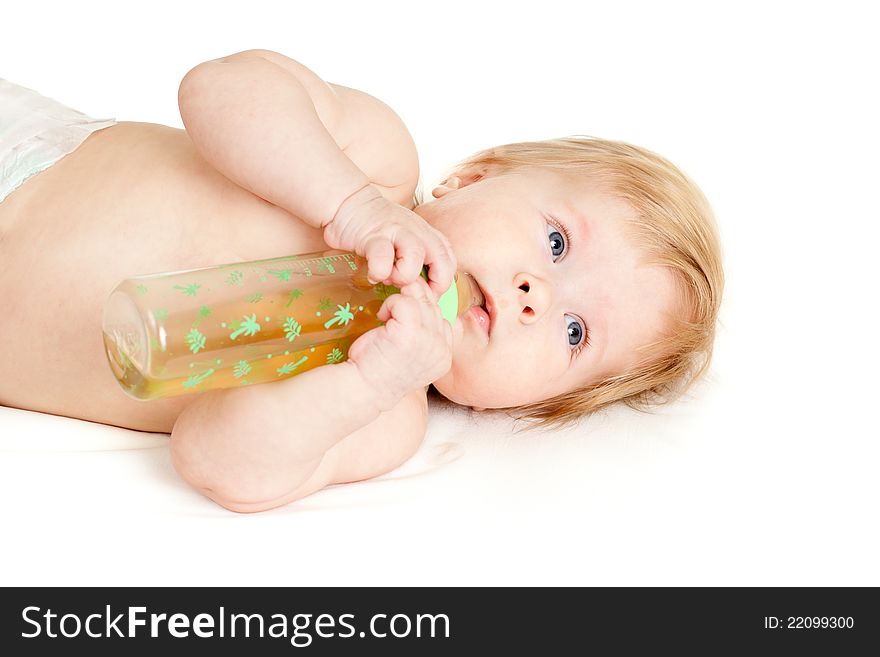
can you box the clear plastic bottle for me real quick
[102,249,482,401]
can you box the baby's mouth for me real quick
[458,273,486,311]
[457,272,493,338]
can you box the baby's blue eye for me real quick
[566,314,585,347]
[547,225,566,259]
[546,220,584,351]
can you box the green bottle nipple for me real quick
[420,268,482,325]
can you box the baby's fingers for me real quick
[388,233,427,288]
[399,277,434,303]
[423,234,457,300]
[363,235,395,284]
[376,285,422,328]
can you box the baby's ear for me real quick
[455,166,490,187]
[431,176,460,198]
[431,166,492,198]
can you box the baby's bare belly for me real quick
[0,122,330,433]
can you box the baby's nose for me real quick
[514,275,552,321]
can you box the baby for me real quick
[0,50,723,512]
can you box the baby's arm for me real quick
[179,49,456,295]
[170,279,452,513]
[177,49,419,227]
[170,360,402,512]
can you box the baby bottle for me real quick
[102,249,482,401]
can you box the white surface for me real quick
[1,0,878,586]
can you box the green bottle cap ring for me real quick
[421,268,459,326]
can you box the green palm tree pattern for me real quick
[318,297,333,312]
[225,270,244,286]
[276,356,308,376]
[285,288,303,307]
[153,308,168,322]
[192,305,213,327]
[268,268,292,281]
[229,314,261,340]
[283,317,302,342]
[326,348,344,364]
[232,360,251,378]
[183,368,214,388]
[174,283,201,297]
[185,328,206,354]
[136,284,148,296]
[247,292,264,303]
[324,303,355,329]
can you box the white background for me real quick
[1,0,878,586]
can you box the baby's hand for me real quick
[347,277,453,413]
[322,183,457,299]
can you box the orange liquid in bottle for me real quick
[103,250,479,400]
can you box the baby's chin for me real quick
[430,369,479,408]
[430,365,503,411]
[429,370,460,403]
[435,330,481,405]
[436,319,524,409]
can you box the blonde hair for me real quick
[418,136,724,431]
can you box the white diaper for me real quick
[0,78,116,204]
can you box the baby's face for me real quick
[415,166,681,409]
